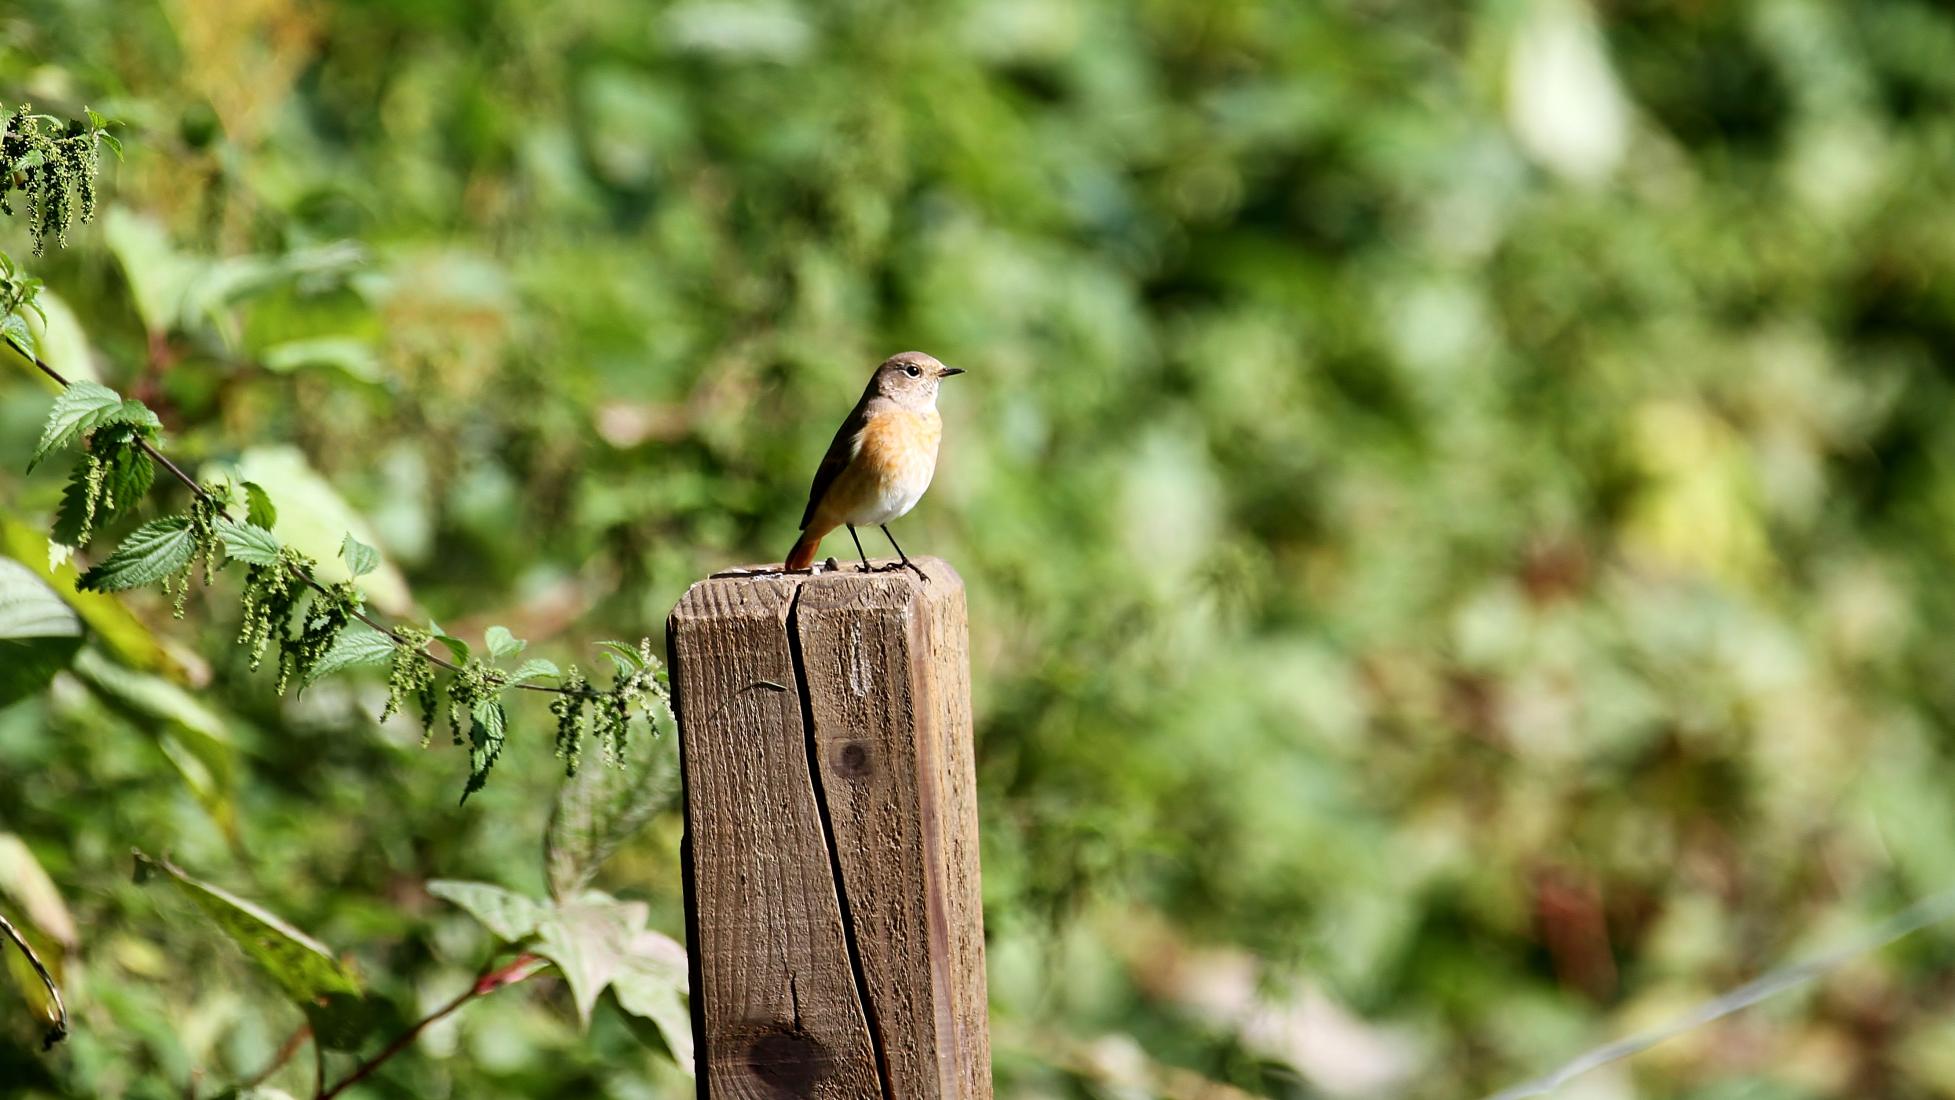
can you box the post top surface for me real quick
[669,555,963,624]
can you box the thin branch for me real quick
[237,1022,311,1092]
[16,346,600,700]
[0,909,66,1049]
[316,953,545,1099]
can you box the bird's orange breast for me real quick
[812,406,942,527]
[856,407,941,475]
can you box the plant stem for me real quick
[0,909,65,1049]
[237,1022,311,1092]
[316,953,545,1100]
[16,347,599,700]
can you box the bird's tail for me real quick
[785,529,824,572]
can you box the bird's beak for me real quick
[938,366,965,378]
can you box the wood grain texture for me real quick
[667,575,882,1100]
[668,557,991,1099]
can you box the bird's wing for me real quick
[799,401,869,530]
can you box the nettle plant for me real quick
[1,107,691,1089]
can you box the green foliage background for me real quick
[5,0,1955,1096]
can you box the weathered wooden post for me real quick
[667,557,990,1099]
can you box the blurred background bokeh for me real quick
[5,0,1955,1096]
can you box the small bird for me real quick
[785,351,963,577]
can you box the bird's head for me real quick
[871,351,963,409]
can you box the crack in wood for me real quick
[787,583,897,1100]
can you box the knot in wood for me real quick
[747,1027,830,1097]
[837,741,873,777]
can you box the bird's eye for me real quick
[904,365,921,377]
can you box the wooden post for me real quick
[667,557,990,1099]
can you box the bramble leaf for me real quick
[77,516,194,592]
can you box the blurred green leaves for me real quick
[431,882,690,1069]
[0,556,82,705]
[135,852,371,1050]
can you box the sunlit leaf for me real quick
[485,625,524,660]
[305,625,397,686]
[243,481,277,529]
[508,657,560,686]
[221,446,409,612]
[426,880,546,942]
[31,381,120,468]
[77,516,194,592]
[0,556,83,705]
[0,834,78,949]
[216,519,281,566]
[339,533,379,579]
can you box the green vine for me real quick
[6,104,672,803]
[0,104,116,254]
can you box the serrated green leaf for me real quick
[77,516,195,592]
[461,699,507,804]
[0,557,83,707]
[429,625,470,665]
[136,852,362,1010]
[215,519,281,566]
[106,399,162,434]
[31,382,121,469]
[2,311,31,357]
[49,464,93,549]
[546,733,679,900]
[485,625,524,660]
[427,880,546,941]
[339,533,378,579]
[305,625,397,686]
[596,640,645,673]
[508,658,560,686]
[242,481,277,529]
[101,444,156,515]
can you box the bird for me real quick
[785,351,963,578]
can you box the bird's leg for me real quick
[880,525,928,582]
[847,526,872,573]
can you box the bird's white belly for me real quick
[839,461,933,526]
